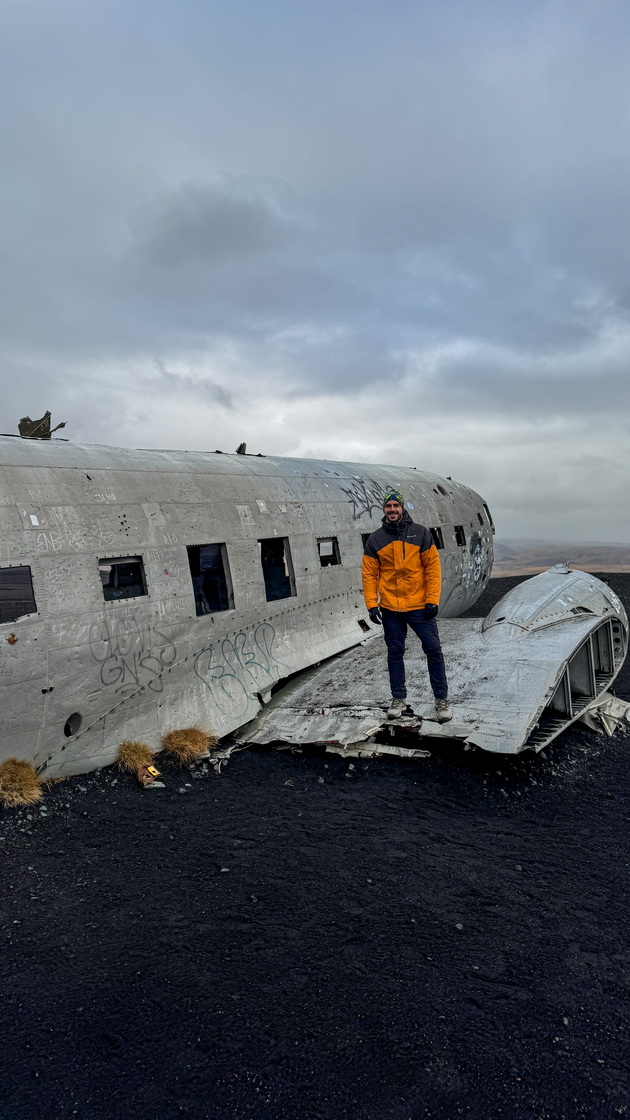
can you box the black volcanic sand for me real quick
[2,575,630,1120]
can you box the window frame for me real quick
[317,537,342,568]
[429,527,445,550]
[98,555,148,603]
[257,536,297,603]
[454,525,467,547]
[0,563,38,624]
[186,542,235,615]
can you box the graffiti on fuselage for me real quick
[468,531,491,585]
[340,478,386,520]
[194,622,287,716]
[89,617,177,694]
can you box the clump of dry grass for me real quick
[0,759,43,808]
[117,740,154,773]
[161,727,218,764]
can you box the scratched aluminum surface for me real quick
[240,568,629,754]
[0,437,493,776]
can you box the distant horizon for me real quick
[492,537,630,575]
[495,537,630,547]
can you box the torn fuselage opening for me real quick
[524,619,621,750]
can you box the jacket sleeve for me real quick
[421,542,442,605]
[362,553,380,610]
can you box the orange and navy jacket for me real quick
[362,512,441,613]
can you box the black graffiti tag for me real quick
[89,617,178,694]
[340,478,386,519]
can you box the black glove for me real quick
[424,603,438,620]
[368,607,382,625]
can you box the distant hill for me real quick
[492,539,630,576]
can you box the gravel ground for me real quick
[1,574,630,1120]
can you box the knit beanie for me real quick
[382,489,405,509]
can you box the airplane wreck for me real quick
[0,435,626,779]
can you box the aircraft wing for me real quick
[239,566,629,756]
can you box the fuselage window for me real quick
[99,556,147,602]
[454,525,467,546]
[361,532,371,549]
[318,538,341,567]
[0,565,37,624]
[258,538,296,602]
[483,503,495,532]
[429,527,445,550]
[187,544,234,614]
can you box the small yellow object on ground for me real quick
[136,764,161,787]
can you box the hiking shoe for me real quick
[435,697,452,723]
[387,697,406,719]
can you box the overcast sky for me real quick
[2,0,630,540]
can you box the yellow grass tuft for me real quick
[0,759,43,808]
[161,727,218,764]
[117,740,154,773]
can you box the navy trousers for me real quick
[381,608,448,700]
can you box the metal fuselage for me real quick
[0,438,494,776]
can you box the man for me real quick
[362,490,452,723]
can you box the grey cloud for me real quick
[135,181,291,268]
[3,0,630,537]
[407,328,630,420]
[152,359,235,410]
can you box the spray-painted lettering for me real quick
[194,622,286,716]
[89,617,177,695]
